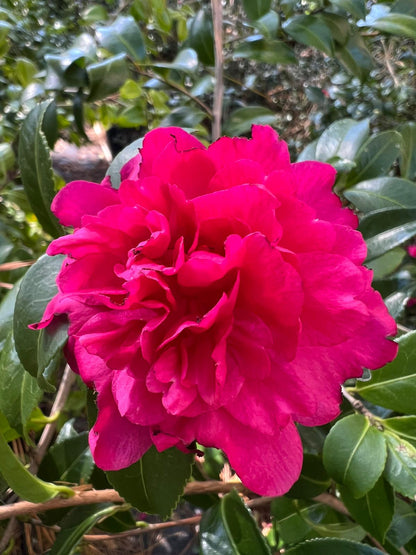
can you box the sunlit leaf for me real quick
[384,433,416,497]
[96,16,145,61]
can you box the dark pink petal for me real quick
[89,384,152,470]
[51,181,119,228]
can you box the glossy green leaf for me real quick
[0,279,19,348]
[315,118,369,163]
[271,497,314,544]
[154,48,198,71]
[399,122,416,180]
[283,15,334,56]
[72,93,88,141]
[187,9,215,66]
[96,16,145,61]
[36,318,68,392]
[344,178,416,212]
[297,139,318,162]
[285,538,384,554]
[384,289,412,319]
[87,53,129,102]
[15,57,37,88]
[82,4,108,24]
[233,37,297,65]
[106,138,143,189]
[329,0,366,19]
[38,428,94,485]
[0,428,73,502]
[371,13,416,39]
[319,13,350,46]
[201,489,271,554]
[323,414,386,497]
[347,131,403,185]
[366,248,406,280]
[287,454,331,498]
[160,105,205,128]
[383,417,416,447]
[51,503,128,555]
[106,446,193,518]
[254,10,280,38]
[0,331,42,440]
[387,498,416,548]
[242,0,271,20]
[384,433,416,497]
[223,106,277,136]
[13,254,65,379]
[18,101,63,238]
[335,33,373,81]
[340,477,394,543]
[356,331,416,414]
[0,410,19,442]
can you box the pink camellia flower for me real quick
[33,126,397,496]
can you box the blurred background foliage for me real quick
[1,0,416,553]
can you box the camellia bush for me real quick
[1,1,416,554]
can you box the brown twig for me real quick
[341,386,379,423]
[211,0,224,140]
[30,365,77,473]
[0,260,35,272]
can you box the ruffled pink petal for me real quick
[89,384,152,471]
[51,181,119,228]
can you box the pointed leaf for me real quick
[106,137,143,189]
[106,446,193,518]
[384,417,416,447]
[356,331,416,414]
[323,414,387,497]
[384,433,416,497]
[329,0,366,19]
[285,538,384,554]
[87,53,129,102]
[340,477,394,543]
[201,490,272,555]
[0,428,73,502]
[344,178,416,212]
[387,498,416,548]
[13,254,65,379]
[399,122,416,180]
[347,131,403,185]
[335,33,373,81]
[371,13,416,39]
[315,118,369,163]
[242,0,271,20]
[96,16,145,61]
[50,503,128,555]
[187,9,215,66]
[0,331,42,440]
[283,15,334,56]
[18,101,63,238]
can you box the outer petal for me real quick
[197,410,303,496]
[89,384,152,470]
[51,181,119,228]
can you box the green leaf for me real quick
[187,9,215,66]
[329,0,366,19]
[13,254,65,380]
[51,503,127,555]
[347,131,403,185]
[0,279,20,348]
[271,497,313,544]
[335,33,373,81]
[384,433,416,497]
[82,4,108,24]
[323,414,386,497]
[233,37,297,65]
[200,490,271,554]
[399,122,416,180]
[153,48,198,72]
[18,101,63,238]
[371,13,416,39]
[0,428,73,502]
[38,430,94,485]
[96,16,145,61]
[285,538,384,554]
[365,247,405,280]
[297,139,318,162]
[223,106,277,136]
[0,410,19,442]
[160,106,206,128]
[36,317,68,392]
[0,331,42,440]
[254,10,280,38]
[363,212,416,261]
[315,118,369,163]
[283,15,334,56]
[319,13,351,46]
[387,498,416,548]
[15,57,37,88]
[87,53,129,102]
[287,454,331,499]
[106,446,193,518]
[242,0,271,20]
[106,137,143,189]
[344,178,416,212]
[340,477,394,543]
[355,331,416,414]
[384,417,416,447]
